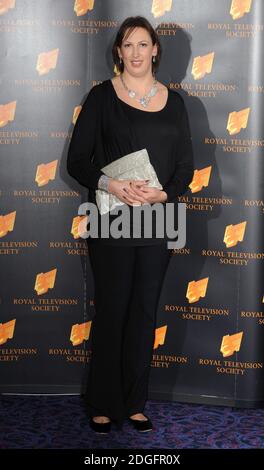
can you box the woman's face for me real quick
[118,26,157,77]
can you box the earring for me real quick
[152,56,156,63]
[119,57,122,64]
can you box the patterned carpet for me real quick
[1,395,264,449]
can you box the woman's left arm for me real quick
[162,95,194,203]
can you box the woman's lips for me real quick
[131,61,143,67]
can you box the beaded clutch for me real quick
[95,148,163,215]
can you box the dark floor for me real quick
[1,395,264,449]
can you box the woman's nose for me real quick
[132,48,140,57]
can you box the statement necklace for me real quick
[120,74,158,108]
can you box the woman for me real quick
[67,16,194,433]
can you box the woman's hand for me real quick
[108,178,150,206]
[108,179,168,205]
[129,181,168,204]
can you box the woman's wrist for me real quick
[160,190,168,203]
[98,175,112,192]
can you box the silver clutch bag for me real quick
[95,148,163,215]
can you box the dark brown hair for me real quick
[112,16,162,75]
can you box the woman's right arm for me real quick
[67,85,104,189]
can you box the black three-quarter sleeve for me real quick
[67,85,104,190]
[162,94,194,203]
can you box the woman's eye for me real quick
[123,43,147,47]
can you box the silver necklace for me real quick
[120,74,158,108]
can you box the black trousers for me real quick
[85,242,171,429]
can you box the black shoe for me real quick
[128,415,153,432]
[89,417,111,434]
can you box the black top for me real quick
[67,78,194,245]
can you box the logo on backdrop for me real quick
[220,332,243,357]
[151,0,173,18]
[36,49,59,76]
[154,325,167,349]
[0,0,16,16]
[189,166,212,193]
[35,160,58,186]
[70,321,91,346]
[34,268,57,295]
[0,211,16,237]
[0,101,16,127]
[74,0,95,17]
[191,52,215,80]
[224,221,247,248]
[230,0,252,20]
[186,277,209,304]
[227,107,250,135]
[0,319,16,345]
